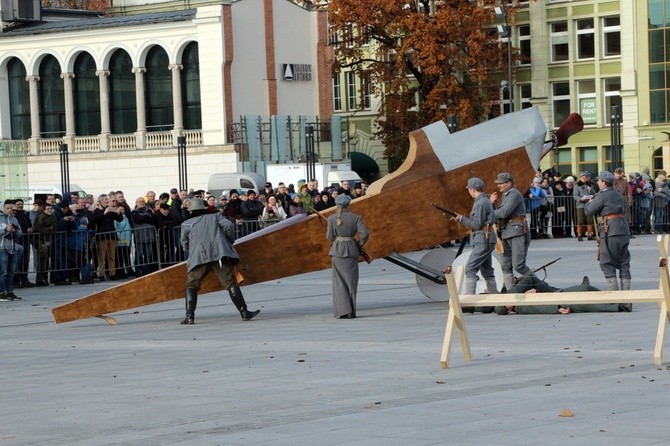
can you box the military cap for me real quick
[466,177,485,190]
[579,171,591,178]
[494,172,513,184]
[335,194,351,206]
[598,171,615,184]
[188,199,206,212]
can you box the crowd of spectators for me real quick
[0,178,369,295]
[522,166,669,240]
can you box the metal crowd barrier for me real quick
[522,194,670,238]
[12,216,287,285]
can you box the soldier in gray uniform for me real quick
[451,177,498,295]
[326,194,369,319]
[490,172,532,290]
[585,171,632,291]
[179,199,260,325]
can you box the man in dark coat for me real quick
[240,190,264,235]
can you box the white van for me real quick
[207,172,265,198]
[26,184,87,204]
[326,170,362,188]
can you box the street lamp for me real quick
[59,143,70,196]
[494,5,513,114]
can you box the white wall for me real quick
[230,0,321,117]
[23,145,238,204]
[272,0,320,115]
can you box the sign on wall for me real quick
[281,64,312,81]
[579,98,597,125]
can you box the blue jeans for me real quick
[0,244,24,293]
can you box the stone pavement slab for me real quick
[1,235,669,445]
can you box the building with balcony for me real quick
[0,0,375,202]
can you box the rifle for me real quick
[532,257,561,274]
[593,217,600,261]
[431,202,458,218]
[432,203,504,254]
[313,208,372,264]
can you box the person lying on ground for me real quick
[493,274,632,315]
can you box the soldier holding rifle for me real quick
[446,178,499,295]
[490,172,532,290]
[584,171,631,291]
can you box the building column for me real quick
[61,72,76,150]
[96,69,111,152]
[26,75,40,155]
[169,63,184,145]
[132,66,146,149]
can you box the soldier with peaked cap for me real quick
[179,198,260,325]
[585,171,632,292]
[326,194,369,319]
[451,177,498,295]
[490,172,532,290]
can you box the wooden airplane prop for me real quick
[52,107,583,324]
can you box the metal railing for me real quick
[522,194,668,238]
[11,216,286,286]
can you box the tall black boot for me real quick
[180,288,198,325]
[228,284,260,321]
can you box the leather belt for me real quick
[604,213,624,221]
[335,236,354,241]
[508,216,526,223]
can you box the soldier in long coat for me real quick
[179,199,260,324]
[490,172,532,290]
[451,177,498,295]
[585,171,631,291]
[326,194,369,319]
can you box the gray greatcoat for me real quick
[181,212,239,271]
[459,193,497,283]
[493,187,531,280]
[584,187,631,281]
[326,208,369,317]
[181,212,240,291]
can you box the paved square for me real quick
[2,235,669,445]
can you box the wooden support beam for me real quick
[440,235,670,368]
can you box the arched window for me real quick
[73,52,101,136]
[145,46,172,131]
[653,147,664,176]
[109,49,136,134]
[7,58,30,139]
[181,42,201,130]
[39,55,65,138]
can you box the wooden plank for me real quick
[441,266,470,369]
[455,290,664,307]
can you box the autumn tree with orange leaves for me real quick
[328,0,518,169]
[42,0,110,11]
